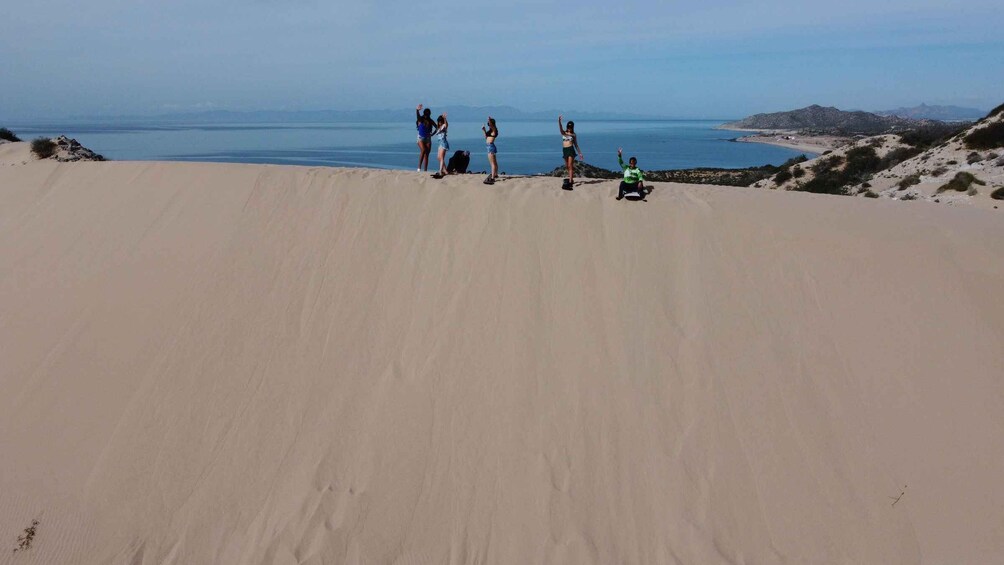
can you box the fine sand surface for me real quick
[1,157,1003,564]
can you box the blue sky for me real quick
[2,0,1002,120]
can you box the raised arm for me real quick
[558,115,565,135]
[416,104,422,123]
[618,148,626,169]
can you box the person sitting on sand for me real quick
[616,148,646,200]
[416,104,436,172]
[434,112,449,176]
[482,117,499,183]
[558,115,583,188]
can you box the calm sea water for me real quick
[9,120,812,174]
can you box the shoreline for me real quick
[719,125,850,154]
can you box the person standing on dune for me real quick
[482,117,499,184]
[434,112,449,176]
[416,104,436,172]
[558,115,583,190]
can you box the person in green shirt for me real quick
[616,148,647,200]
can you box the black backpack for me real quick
[447,150,470,174]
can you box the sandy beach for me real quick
[1,153,1003,564]
[722,129,850,154]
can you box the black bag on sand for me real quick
[447,150,470,174]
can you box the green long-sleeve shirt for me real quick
[619,155,644,184]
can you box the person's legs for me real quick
[565,155,574,184]
[488,153,498,179]
[416,139,424,171]
[617,181,636,200]
[423,141,433,171]
[438,146,447,174]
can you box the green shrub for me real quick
[844,146,881,181]
[791,166,805,178]
[799,170,848,195]
[937,172,986,193]
[862,189,880,198]
[988,102,1004,119]
[900,193,918,201]
[780,155,808,168]
[898,123,968,148]
[991,187,1004,200]
[0,127,20,142]
[964,122,1004,150]
[30,137,57,159]
[898,173,922,190]
[811,154,844,174]
[947,160,958,165]
[931,166,949,176]
[878,146,922,169]
[773,169,793,183]
[967,152,984,164]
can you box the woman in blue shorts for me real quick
[415,104,436,172]
[482,116,499,183]
[434,112,450,176]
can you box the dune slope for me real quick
[1,161,1003,564]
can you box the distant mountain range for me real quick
[720,105,930,135]
[875,103,986,121]
[53,106,668,124]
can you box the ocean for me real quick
[8,119,812,174]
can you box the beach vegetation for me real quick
[991,187,1004,200]
[862,189,880,198]
[796,146,890,196]
[947,160,958,165]
[773,169,793,183]
[898,174,922,190]
[843,146,881,180]
[900,193,918,201]
[13,520,39,553]
[936,172,985,194]
[966,152,984,164]
[791,166,805,178]
[30,137,57,159]
[987,102,1004,119]
[898,123,967,148]
[931,166,949,176]
[811,154,843,174]
[878,146,922,169]
[0,127,20,142]
[964,121,1004,150]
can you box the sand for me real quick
[1,154,1003,564]
[731,132,849,154]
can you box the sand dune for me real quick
[1,158,1003,564]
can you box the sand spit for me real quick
[1,159,1003,564]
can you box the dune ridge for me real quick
[1,159,1003,564]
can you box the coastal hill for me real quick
[752,103,1004,207]
[877,103,986,121]
[1,151,1003,563]
[721,104,922,134]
